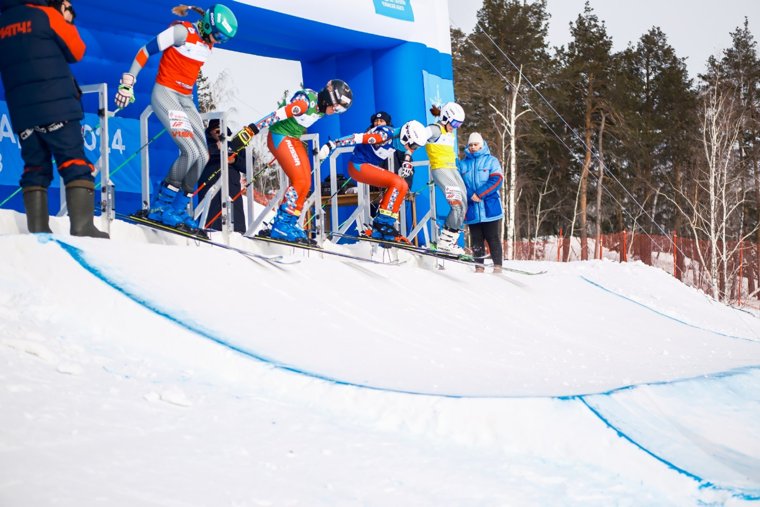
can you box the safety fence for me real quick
[509,230,758,308]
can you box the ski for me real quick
[116,212,295,268]
[498,266,547,276]
[333,232,547,274]
[330,232,484,265]
[246,233,397,266]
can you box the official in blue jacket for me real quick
[0,0,107,237]
[458,132,504,273]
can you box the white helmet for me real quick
[399,120,429,148]
[439,102,465,128]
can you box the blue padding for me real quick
[0,0,454,227]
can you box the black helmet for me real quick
[317,79,353,114]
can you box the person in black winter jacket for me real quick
[196,119,247,232]
[0,0,107,237]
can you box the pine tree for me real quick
[559,1,614,259]
[197,70,215,113]
[615,27,697,237]
[452,0,552,258]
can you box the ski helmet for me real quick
[317,79,353,114]
[399,120,429,148]
[200,4,238,44]
[439,102,465,128]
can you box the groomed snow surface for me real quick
[1,210,759,506]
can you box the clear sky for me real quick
[447,0,760,79]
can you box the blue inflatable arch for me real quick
[0,0,455,227]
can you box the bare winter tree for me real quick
[489,67,531,260]
[594,110,607,259]
[672,82,754,301]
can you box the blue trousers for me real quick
[19,120,94,188]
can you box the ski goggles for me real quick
[212,30,230,44]
[448,119,463,129]
[332,104,348,114]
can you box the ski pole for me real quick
[336,186,385,231]
[203,183,248,229]
[0,109,137,207]
[94,128,167,190]
[202,163,274,229]
[302,176,355,228]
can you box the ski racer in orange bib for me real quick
[113,4,238,232]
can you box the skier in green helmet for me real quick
[113,4,238,234]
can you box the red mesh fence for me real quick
[506,232,757,307]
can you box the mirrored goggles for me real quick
[449,119,463,129]
[212,30,230,44]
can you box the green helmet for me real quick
[200,4,238,44]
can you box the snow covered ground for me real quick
[1,209,759,506]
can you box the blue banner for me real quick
[422,70,455,125]
[0,100,142,193]
[373,0,414,22]
[0,101,24,188]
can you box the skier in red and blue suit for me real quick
[318,121,416,243]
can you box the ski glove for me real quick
[229,124,259,155]
[318,140,337,162]
[398,161,414,178]
[114,73,136,109]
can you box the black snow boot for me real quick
[22,186,53,233]
[65,180,110,239]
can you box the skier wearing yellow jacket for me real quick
[425,102,467,254]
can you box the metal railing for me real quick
[139,106,233,244]
[57,83,113,234]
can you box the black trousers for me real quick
[197,164,246,232]
[19,120,94,188]
[469,220,503,266]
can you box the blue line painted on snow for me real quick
[556,363,760,400]
[54,238,760,400]
[55,238,760,500]
[54,239,472,399]
[575,396,760,502]
[581,275,760,344]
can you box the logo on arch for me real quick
[373,0,414,22]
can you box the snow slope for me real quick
[1,210,759,506]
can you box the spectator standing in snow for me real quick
[458,132,504,273]
[0,0,108,237]
[196,119,246,233]
[114,4,238,233]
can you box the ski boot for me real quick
[435,227,465,255]
[270,205,313,244]
[144,183,182,226]
[170,190,202,233]
[370,213,409,244]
